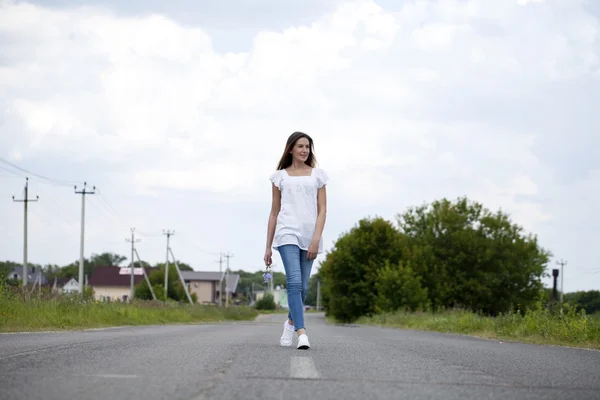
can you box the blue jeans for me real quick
[277,244,314,331]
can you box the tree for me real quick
[0,261,21,279]
[255,292,276,310]
[233,269,286,304]
[154,261,193,271]
[91,252,127,267]
[51,258,96,281]
[135,264,197,303]
[135,260,152,268]
[304,270,321,307]
[319,217,407,322]
[565,290,600,315]
[397,197,552,315]
[375,260,430,313]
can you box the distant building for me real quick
[181,270,240,304]
[88,265,155,302]
[88,266,240,304]
[5,266,48,286]
[51,277,79,294]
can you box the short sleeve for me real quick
[315,168,329,188]
[269,170,283,189]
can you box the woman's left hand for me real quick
[307,239,319,260]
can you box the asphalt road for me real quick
[1,312,599,400]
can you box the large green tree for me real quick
[319,217,407,322]
[320,197,552,323]
[397,197,552,315]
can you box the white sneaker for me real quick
[280,320,294,347]
[297,333,310,350]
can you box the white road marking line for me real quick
[290,356,319,379]
[86,374,139,379]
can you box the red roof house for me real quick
[88,265,156,301]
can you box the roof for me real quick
[7,266,48,285]
[52,277,75,286]
[181,271,240,293]
[88,265,156,287]
[180,271,224,282]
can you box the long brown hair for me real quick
[276,131,317,170]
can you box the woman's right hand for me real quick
[264,248,272,267]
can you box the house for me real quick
[51,277,79,294]
[88,265,155,302]
[180,270,240,304]
[6,266,48,286]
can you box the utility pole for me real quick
[74,182,95,295]
[12,177,38,287]
[223,252,234,307]
[556,259,567,302]
[126,228,140,302]
[133,248,157,301]
[167,247,194,305]
[163,230,174,301]
[216,253,223,306]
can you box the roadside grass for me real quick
[256,308,320,314]
[0,285,258,333]
[255,308,289,314]
[351,302,600,350]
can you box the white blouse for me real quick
[269,167,329,254]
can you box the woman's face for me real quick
[291,137,310,163]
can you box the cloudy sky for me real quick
[1,0,598,293]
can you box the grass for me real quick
[352,302,600,350]
[0,285,258,333]
[256,308,321,314]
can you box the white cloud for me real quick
[0,0,598,292]
[517,0,545,6]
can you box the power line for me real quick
[163,230,175,301]
[126,228,141,301]
[74,182,95,295]
[133,248,157,300]
[160,230,193,305]
[12,177,39,286]
[1,159,224,284]
[223,252,234,307]
[0,164,22,178]
[0,157,79,187]
[216,253,224,306]
[96,189,120,216]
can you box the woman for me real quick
[264,131,328,350]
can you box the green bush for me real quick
[255,292,276,310]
